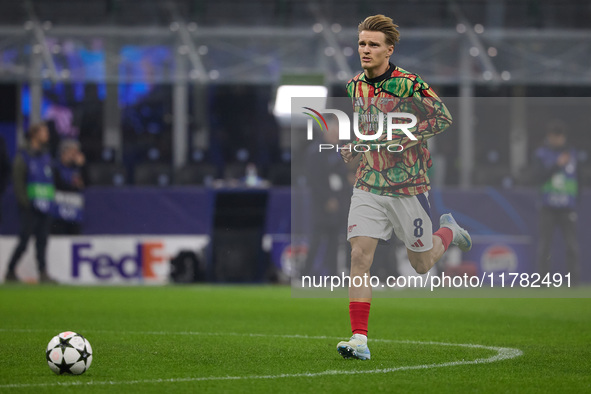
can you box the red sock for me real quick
[434,227,453,251]
[349,302,371,336]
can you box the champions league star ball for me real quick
[46,331,93,375]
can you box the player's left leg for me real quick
[5,207,36,281]
[407,213,472,274]
[384,191,471,274]
[34,210,55,284]
[560,209,579,285]
[407,233,446,274]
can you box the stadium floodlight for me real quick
[273,74,327,148]
[273,85,328,118]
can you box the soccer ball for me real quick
[46,331,93,375]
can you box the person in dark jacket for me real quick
[52,139,86,235]
[4,123,56,283]
[0,135,10,225]
[535,123,580,285]
[303,119,351,277]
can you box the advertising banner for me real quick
[461,235,533,285]
[0,235,209,285]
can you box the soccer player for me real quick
[336,15,472,360]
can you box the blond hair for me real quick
[358,15,400,47]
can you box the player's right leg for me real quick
[559,209,579,285]
[536,207,554,277]
[348,236,379,301]
[34,212,56,283]
[4,208,36,282]
[337,235,378,360]
[337,189,390,360]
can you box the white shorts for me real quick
[347,188,433,252]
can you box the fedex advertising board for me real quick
[0,235,209,285]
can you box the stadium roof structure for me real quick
[0,0,590,86]
[2,0,591,187]
[0,24,590,86]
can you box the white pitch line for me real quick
[0,328,523,390]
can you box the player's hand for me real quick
[340,143,353,163]
[74,151,86,166]
[557,152,570,167]
[325,197,339,213]
[72,174,84,189]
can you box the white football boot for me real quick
[337,334,371,360]
[439,213,472,252]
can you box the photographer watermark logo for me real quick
[303,107,417,153]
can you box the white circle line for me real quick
[0,328,523,389]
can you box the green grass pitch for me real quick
[0,285,590,393]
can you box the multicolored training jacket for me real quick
[346,63,452,197]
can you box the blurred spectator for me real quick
[0,135,10,224]
[242,163,268,188]
[52,139,86,235]
[302,120,350,276]
[534,122,581,285]
[4,123,56,283]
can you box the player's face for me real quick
[36,126,49,145]
[61,147,75,164]
[358,30,393,75]
[548,132,566,148]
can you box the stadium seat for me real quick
[133,163,173,186]
[223,162,247,180]
[473,165,512,187]
[87,163,127,186]
[514,166,537,187]
[213,229,265,282]
[581,164,591,188]
[267,163,291,186]
[173,163,218,185]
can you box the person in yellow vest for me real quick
[0,135,9,225]
[4,123,56,284]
